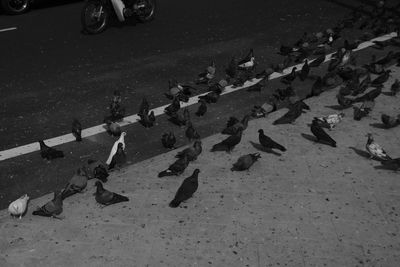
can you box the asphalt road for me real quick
[0,0,391,209]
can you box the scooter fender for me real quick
[110,0,126,22]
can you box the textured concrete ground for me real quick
[1,64,400,266]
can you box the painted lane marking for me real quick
[0,32,397,161]
[0,27,17,33]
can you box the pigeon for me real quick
[138,97,150,116]
[353,105,369,121]
[165,79,196,101]
[185,121,200,142]
[231,153,261,171]
[280,67,297,84]
[258,129,286,151]
[138,110,155,128]
[363,61,384,75]
[211,127,243,153]
[336,94,354,108]
[108,142,127,170]
[390,79,400,96]
[222,114,251,135]
[306,76,324,97]
[38,140,64,160]
[107,91,126,122]
[238,49,255,69]
[106,132,126,165]
[169,169,200,208]
[195,99,207,117]
[95,181,129,206]
[353,87,382,103]
[381,114,400,129]
[310,119,337,147]
[273,101,310,125]
[226,57,238,79]
[370,70,391,87]
[81,159,109,182]
[158,154,189,177]
[271,56,292,73]
[251,102,275,118]
[366,133,391,161]
[8,194,29,219]
[196,61,216,84]
[60,170,88,199]
[298,59,310,81]
[352,74,371,96]
[104,119,121,137]
[198,91,220,104]
[246,81,265,92]
[164,97,181,116]
[374,51,395,66]
[273,86,295,101]
[309,54,326,68]
[32,191,63,219]
[175,140,202,162]
[162,132,176,149]
[168,110,187,127]
[72,119,82,141]
[313,113,345,130]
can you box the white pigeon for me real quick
[314,113,345,130]
[366,133,392,161]
[8,194,29,219]
[106,132,126,165]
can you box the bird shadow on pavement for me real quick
[348,146,374,160]
[369,123,387,129]
[249,141,282,156]
[301,133,336,147]
[373,165,399,172]
[381,92,395,96]
[325,105,347,111]
[301,133,318,143]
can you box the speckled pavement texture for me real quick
[1,66,400,267]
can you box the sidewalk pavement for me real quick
[1,65,400,267]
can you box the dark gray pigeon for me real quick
[162,132,176,149]
[258,129,286,151]
[169,169,200,208]
[310,119,336,147]
[32,191,63,219]
[211,127,243,152]
[158,154,189,177]
[95,181,129,206]
[72,119,82,141]
[61,170,88,199]
[231,153,261,171]
[39,140,64,160]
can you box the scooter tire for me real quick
[81,0,109,34]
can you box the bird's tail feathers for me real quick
[169,199,180,208]
[158,170,174,177]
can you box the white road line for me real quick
[0,27,17,33]
[0,32,397,162]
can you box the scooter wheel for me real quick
[81,0,109,34]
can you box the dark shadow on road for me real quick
[382,92,395,96]
[369,122,388,129]
[302,133,337,147]
[374,165,400,172]
[301,133,317,143]
[348,146,374,160]
[249,141,282,156]
[325,105,349,111]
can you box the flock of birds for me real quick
[7,1,400,219]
